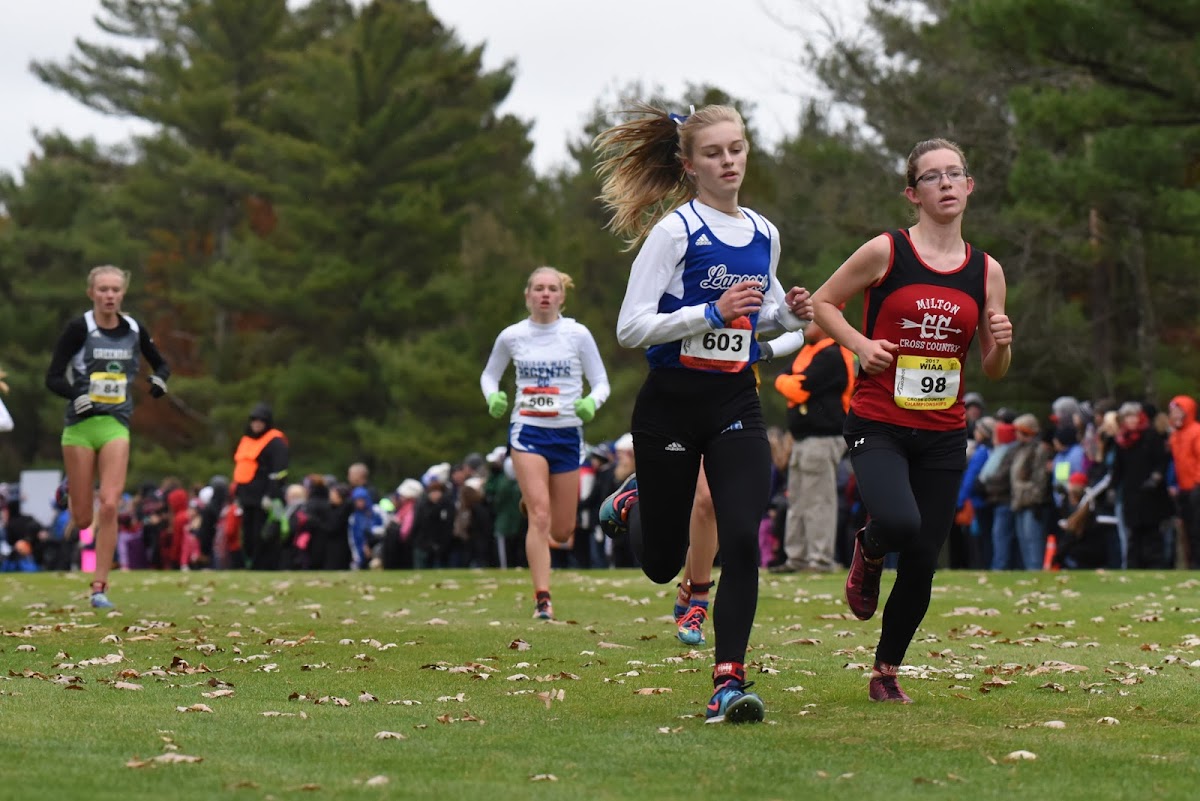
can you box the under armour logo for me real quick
[853,438,865,448]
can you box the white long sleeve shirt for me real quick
[481,316,610,428]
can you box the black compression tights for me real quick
[629,432,771,666]
[852,447,961,665]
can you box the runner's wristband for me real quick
[704,301,725,329]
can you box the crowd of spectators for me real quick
[3,391,1198,575]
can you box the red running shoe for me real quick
[868,662,912,703]
[845,527,883,620]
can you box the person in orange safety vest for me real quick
[232,402,288,569]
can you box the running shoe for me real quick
[869,665,912,703]
[90,591,115,610]
[533,599,554,620]
[599,472,638,539]
[845,527,883,621]
[704,680,765,724]
[676,604,708,646]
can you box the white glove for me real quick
[73,395,94,417]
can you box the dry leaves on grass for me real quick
[374,731,406,740]
[530,774,558,782]
[176,704,214,714]
[113,681,143,691]
[126,753,203,768]
[634,687,672,695]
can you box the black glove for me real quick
[759,340,774,361]
[148,375,168,399]
[72,395,95,418]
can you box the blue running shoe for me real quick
[676,604,707,646]
[90,591,115,610]
[599,472,638,539]
[704,680,765,724]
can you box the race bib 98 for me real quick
[893,355,960,410]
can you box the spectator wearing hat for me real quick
[1051,421,1087,510]
[1168,396,1200,568]
[1010,413,1053,570]
[1113,401,1173,568]
[963,392,986,448]
[957,416,995,569]
[300,475,338,570]
[380,479,423,569]
[231,402,288,569]
[980,421,1020,569]
[411,474,455,569]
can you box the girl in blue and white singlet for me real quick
[594,103,812,724]
[481,266,610,620]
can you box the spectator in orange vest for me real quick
[231,403,289,569]
[769,318,855,573]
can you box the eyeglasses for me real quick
[913,168,968,187]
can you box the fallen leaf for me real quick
[113,681,143,691]
[634,688,672,695]
[1003,750,1037,762]
[365,775,389,786]
[126,753,203,768]
[374,731,406,740]
[202,689,234,699]
[530,774,558,782]
[175,704,214,714]
[1096,716,1120,725]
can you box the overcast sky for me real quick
[0,1,867,178]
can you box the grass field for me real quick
[2,567,1199,800]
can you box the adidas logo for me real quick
[694,233,712,247]
[665,442,686,452]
